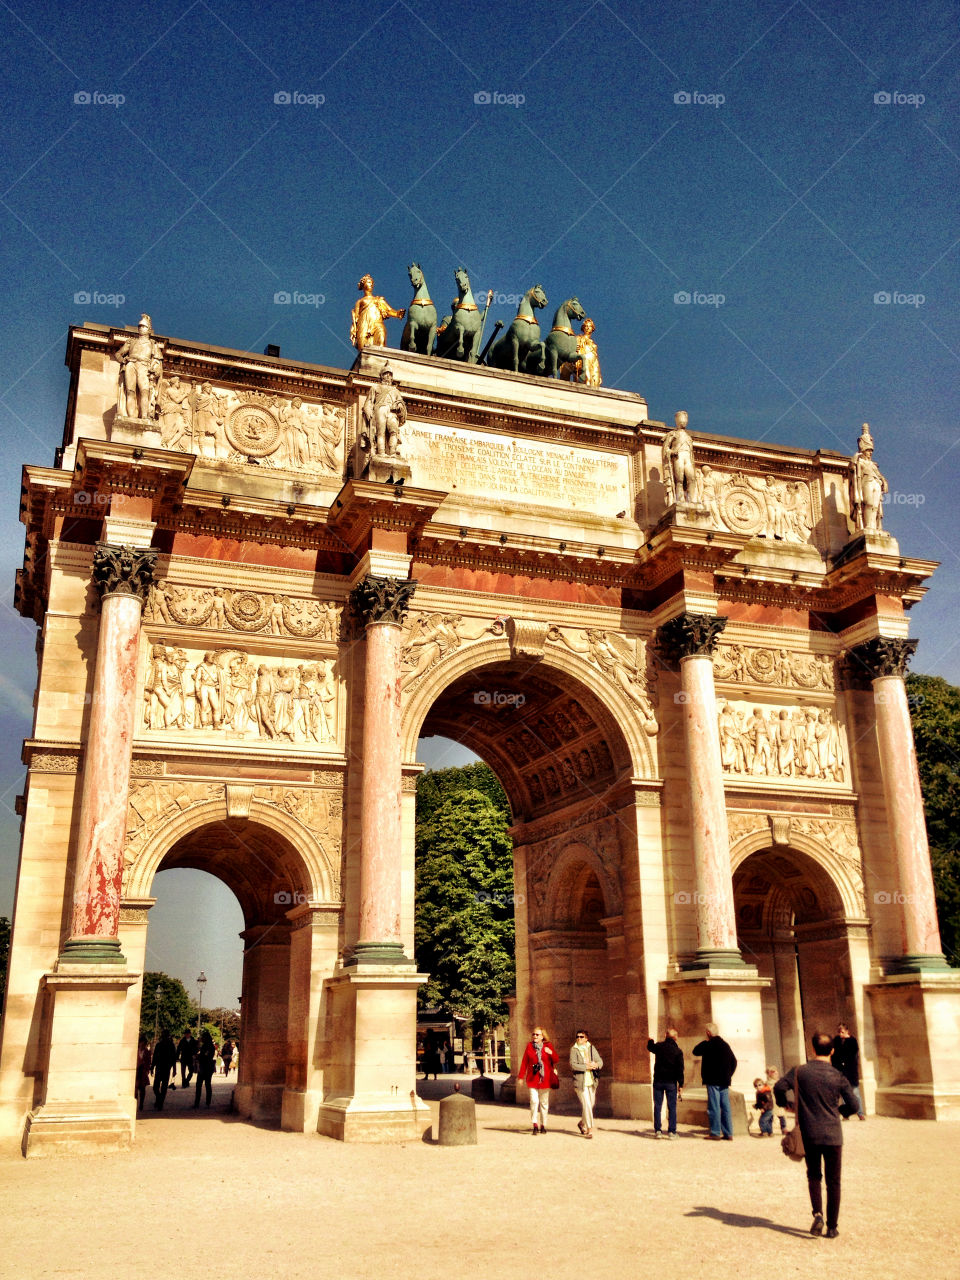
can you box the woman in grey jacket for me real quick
[570,1030,603,1138]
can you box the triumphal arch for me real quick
[2,302,958,1156]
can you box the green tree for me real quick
[416,763,509,829]
[0,917,9,1005]
[140,972,196,1039]
[415,778,515,1031]
[908,673,960,965]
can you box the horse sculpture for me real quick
[544,297,587,378]
[400,263,437,355]
[433,267,484,362]
[487,284,548,373]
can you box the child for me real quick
[753,1077,774,1135]
[766,1065,787,1133]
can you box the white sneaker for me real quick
[667,1132,678,1140]
[654,1130,663,1139]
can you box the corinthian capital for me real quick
[846,636,918,683]
[350,574,417,626]
[657,611,727,663]
[92,543,158,604]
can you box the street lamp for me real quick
[153,981,162,1042]
[196,971,207,1033]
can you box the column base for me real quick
[661,967,770,1094]
[57,936,127,966]
[22,1100,134,1158]
[681,949,749,971]
[884,953,954,975]
[317,1095,430,1143]
[345,942,416,966]
[867,971,960,1121]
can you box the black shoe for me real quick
[810,1213,824,1236]
[826,1227,839,1239]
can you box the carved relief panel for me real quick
[145,582,341,640]
[713,643,834,691]
[717,699,847,785]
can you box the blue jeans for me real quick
[707,1085,733,1138]
[653,1082,678,1133]
[759,1108,773,1135]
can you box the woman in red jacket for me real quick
[517,1027,559,1134]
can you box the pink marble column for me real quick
[350,574,417,965]
[61,544,156,964]
[854,638,948,971]
[660,612,744,968]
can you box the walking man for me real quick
[831,1023,866,1120]
[151,1030,177,1111]
[692,1023,737,1140]
[775,1032,859,1238]
[178,1030,197,1088]
[647,1027,684,1138]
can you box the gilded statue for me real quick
[559,316,601,386]
[115,313,163,420]
[349,274,405,351]
[850,423,888,532]
[662,410,698,505]
[361,364,406,457]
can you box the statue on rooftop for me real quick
[349,274,405,351]
[115,313,163,420]
[850,423,888,532]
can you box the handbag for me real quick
[550,1075,560,1090]
[781,1123,805,1161]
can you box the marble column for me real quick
[659,612,744,967]
[349,573,417,965]
[852,637,949,972]
[60,544,156,965]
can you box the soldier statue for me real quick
[662,410,698,505]
[850,423,888,532]
[361,365,406,458]
[115,314,163,420]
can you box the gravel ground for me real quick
[1,1077,957,1280]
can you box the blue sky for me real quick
[1,0,957,1007]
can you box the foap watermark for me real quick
[73,490,112,506]
[274,90,325,107]
[274,889,310,906]
[674,290,725,307]
[674,891,722,905]
[884,490,926,507]
[74,90,125,107]
[473,690,526,708]
[673,689,710,705]
[674,89,725,108]
[471,290,524,306]
[73,290,125,308]
[473,891,525,906]
[873,890,917,905]
[873,291,925,307]
[874,90,925,108]
[473,90,525,107]
[274,290,326,307]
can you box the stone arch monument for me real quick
[1,317,958,1155]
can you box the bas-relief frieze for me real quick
[30,752,81,773]
[403,421,632,513]
[713,643,834,690]
[718,700,845,783]
[145,582,340,640]
[547,626,658,733]
[141,644,338,746]
[155,381,345,473]
[400,613,500,687]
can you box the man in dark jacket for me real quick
[647,1028,684,1138]
[178,1031,196,1087]
[692,1023,737,1140]
[151,1030,178,1110]
[831,1023,866,1120]
[775,1032,859,1238]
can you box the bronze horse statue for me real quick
[400,263,437,355]
[433,267,484,362]
[544,297,587,378]
[486,284,548,373]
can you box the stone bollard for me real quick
[438,1083,477,1146]
[471,1075,495,1102]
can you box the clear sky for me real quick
[1,1,957,1007]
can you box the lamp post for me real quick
[196,971,207,1034]
[153,980,162,1042]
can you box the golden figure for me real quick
[559,317,602,387]
[349,274,405,351]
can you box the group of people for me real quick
[136,1030,239,1112]
[517,1020,864,1238]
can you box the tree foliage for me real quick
[139,972,196,1038]
[415,767,515,1030]
[908,673,960,965]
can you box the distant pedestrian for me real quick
[444,1040,455,1074]
[422,1041,441,1080]
[221,1039,234,1074]
[569,1029,603,1139]
[647,1027,684,1138]
[775,1032,859,1238]
[135,1034,152,1111]
[831,1024,866,1120]
[193,1030,216,1108]
[178,1030,197,1087]
[692,1023,737,1140]
[517,1027,559,1134]
[151,1030,177,1110]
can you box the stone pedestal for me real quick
[108,414,163,449]
[366,454,412,485]
[866,973,960,1120]
[22,969,139,1157]
[316,966,430,1142]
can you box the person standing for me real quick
[517,1027,559,1135]
[151,1029,177,1110]
[135,1034,152,1112]
[831,1023,866,1120]
[647,1027,684,1138]
[775,1032,859,1238]
[569,1030,603,1139]
[692,1023,738,1140]
[178,1030,197,1088]
[221,1039,234,1075]
[193,1030,216,1109]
